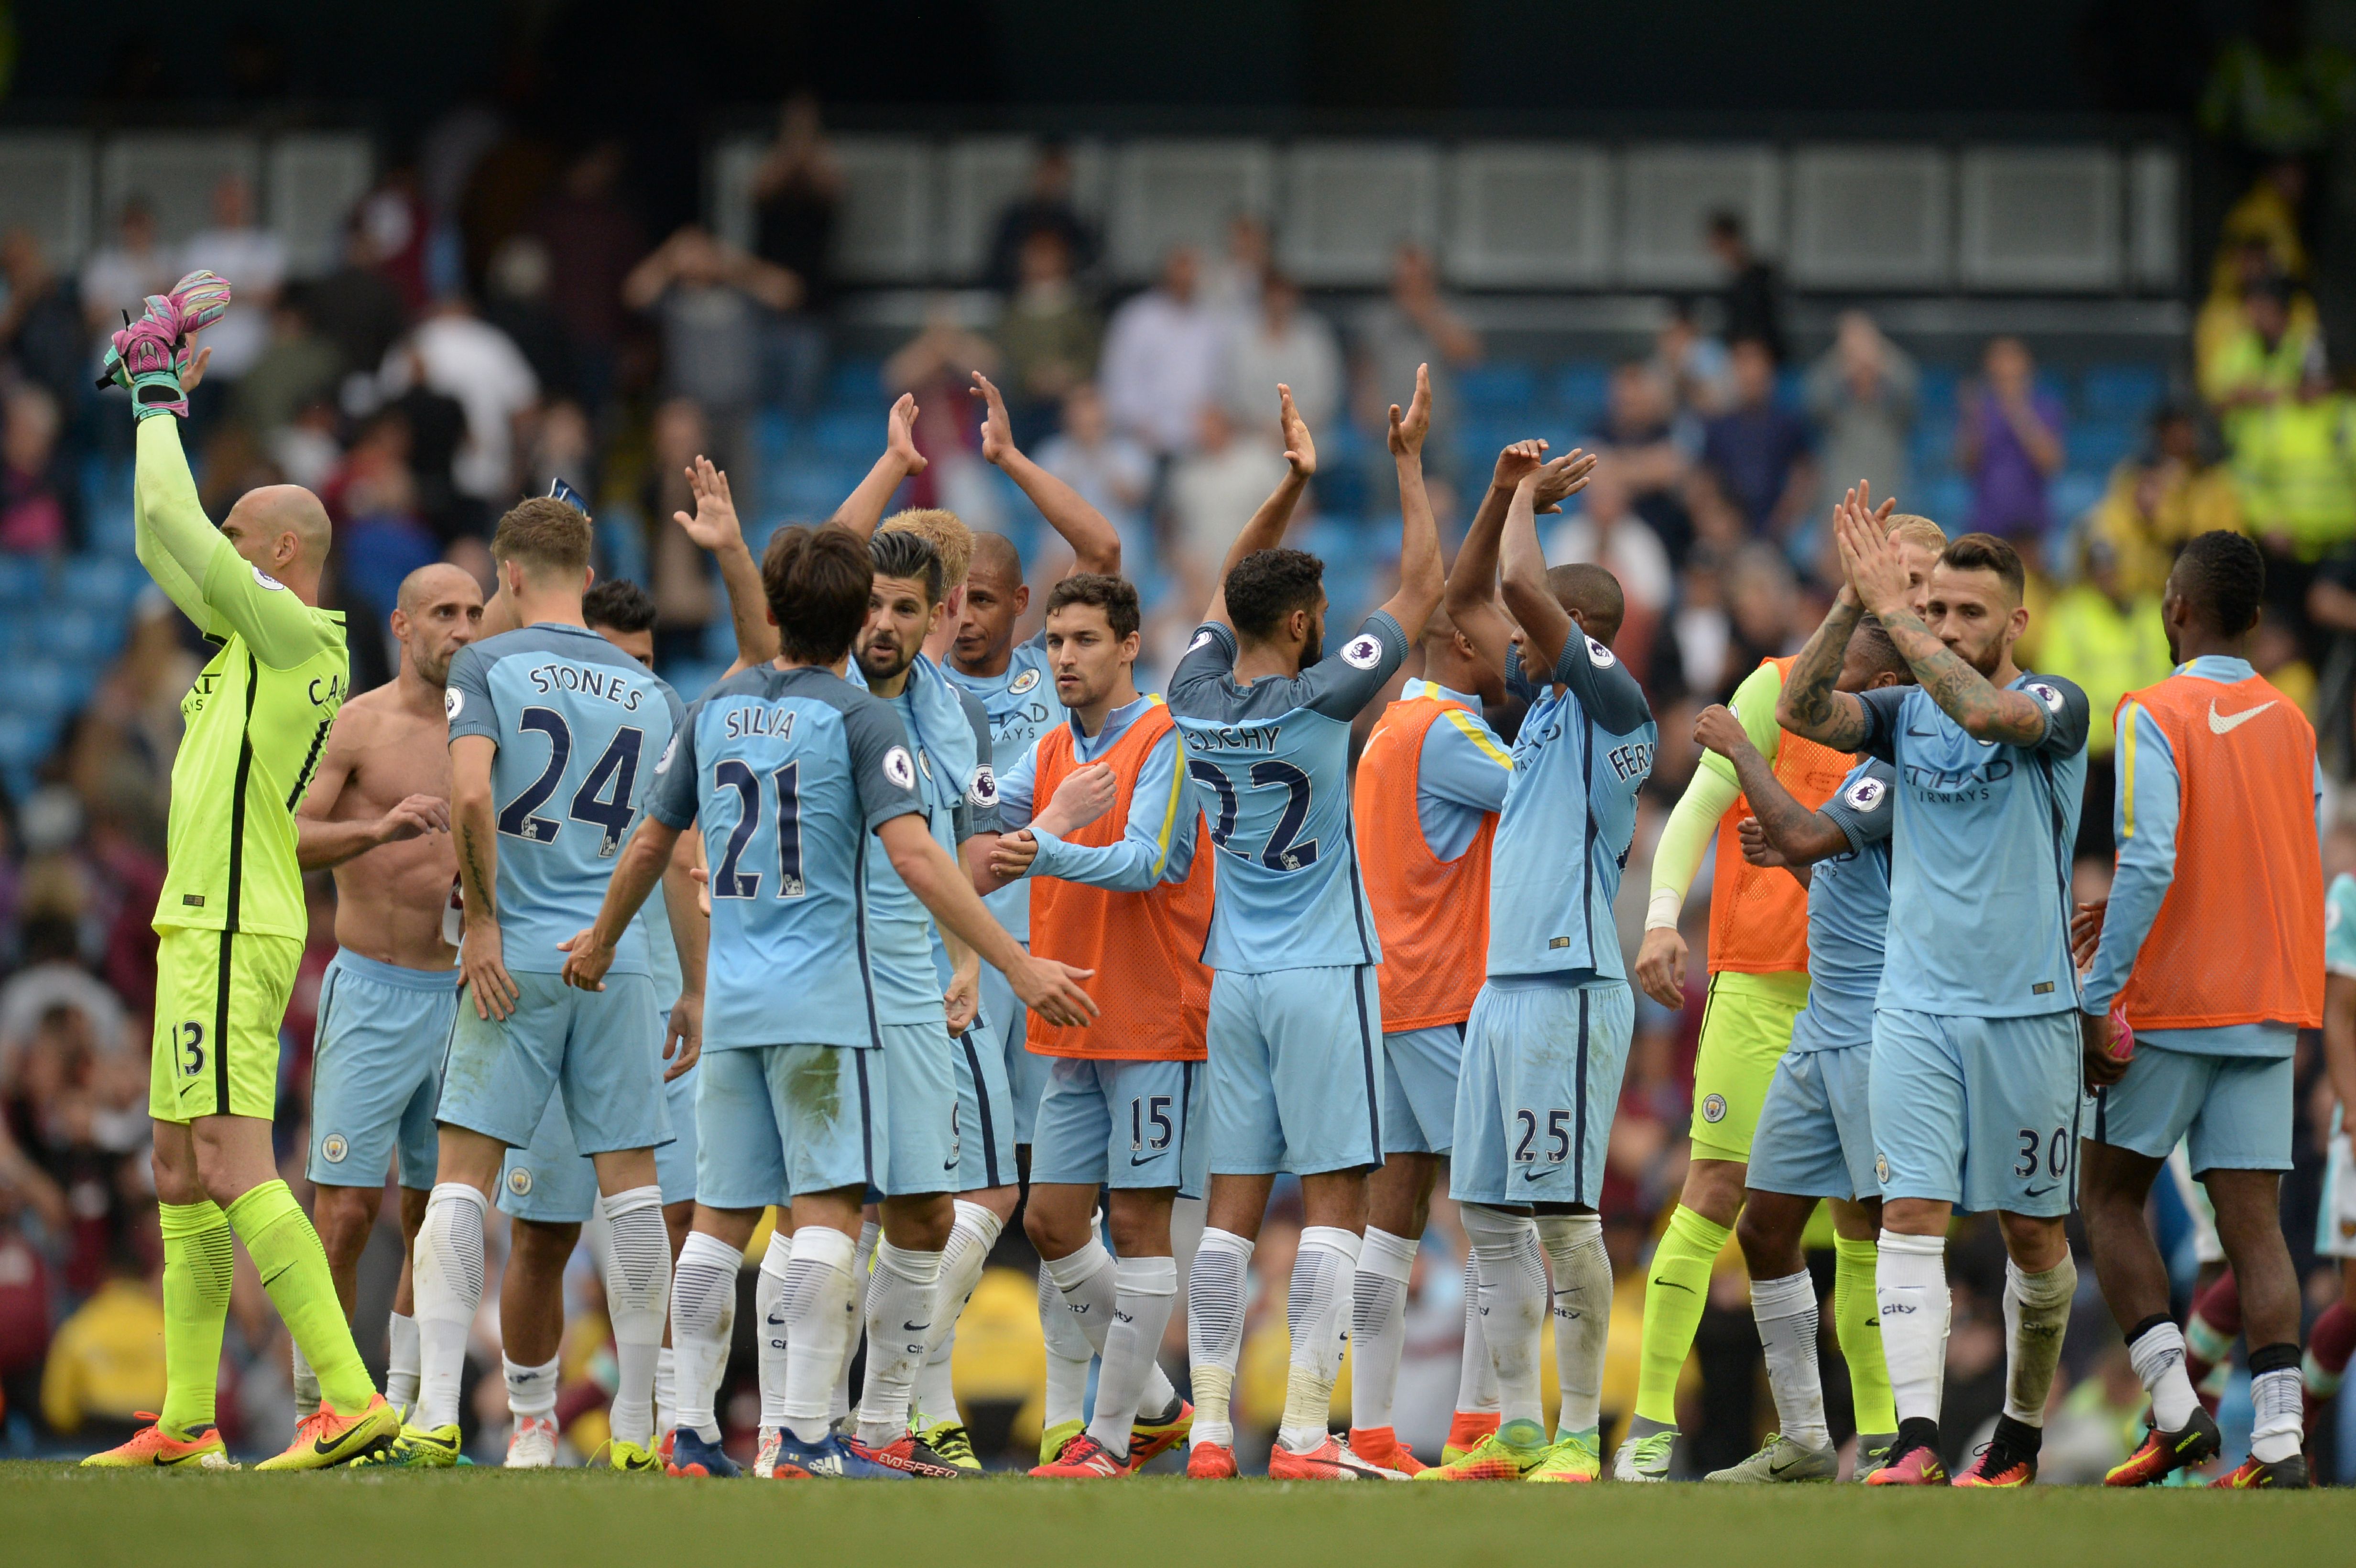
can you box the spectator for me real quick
[0,913,126,1089]
[1100,246,1223,459]
[1957,336,2065,554]
[1650,298,1732,421]
[2234,341,2356,585]
[1222,270,1343,439]
[530,142,647,413]
[2037,536,2172,857]
[1200,212,1274,329]
[1167,402,1286,600]
[380,300,539,526]
[1717,542,1803,699]
[881,300,1003,524]
[1704,211,1784,365]
[1602,361,1695,565]
[2203,273,2315,440]
[992,228,1101,440]
[1037,382,1153,565]
[0,387,76,556]
[481,236,577,403]
[986,141,1100,294]
[1700,337,1814,541]
[2196,239,2315,391]
[1544,457,1670,684]
[0,230,88,419]
[228,294,341,440]
[177,172,286,385]
[2086,403,2243,598]
[623,224,800,499]
[304,216,412,399]
[36,1229,164,1445]
[2199,0,2355,203]
[641,398,719,667]
[1805,311,1917,523]
[356,163,435,315]
[750,92,842,412]
[1354,244,1480,472]
[78,198,175,339]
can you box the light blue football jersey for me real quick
[1788,759,1897,1050]
[1856,671,2090,1018]
[1167,613,1408,973]
[1485,634,1656,981]
[646,664,924,1050]
[945,632,1062,944]
[639,876,681,1005]
[446,623,683,976]
[2327,872,2356,977]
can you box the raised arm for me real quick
[1833,496,2049,746]
[1376,363,1444,642]
[136,416,326,667]
[834,394,928,540]
[1201,384,1314,629]
[1774,488,1882,749]
[1499,473,1572,678]
[972,371,1120,576]
[1447,441,1547,677]
[671,454,779,668]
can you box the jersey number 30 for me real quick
[496,707,644,857]
[1188,759,1319,871]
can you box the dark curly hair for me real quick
[2171,529,2265,637]
[1224,548,1325,643]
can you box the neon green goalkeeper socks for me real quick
[157,1199,235,1438]
[1834,1234,1897,1433]
[1634,1205,1732,1427]
[226,1180,377,1416]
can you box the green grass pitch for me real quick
[7,1464,2356,1568]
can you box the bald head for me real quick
[398,562,481,617]
[970,532,1024,588]
[390,561,485,689]
[221,483,333,601]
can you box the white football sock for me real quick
[654,1347,676,1444]
[1085,1255,1178,1459]
[413,1182,487,1432]
[831,1220,878,1425]
[670,1229,742,1443]
[2250,1364,2304,1464]
[1535,1213,1611,1438]
[504,1352,559,1419]
[1045,1237,1119,1352]
[2127,1318,2198,1431]
[855,1240,941,1446]
[1455,1251,1499,1414]
[1876,1230,1948,1426]
[291,1339,319,1418]
[755,1230,793,1427]
[386,1311,421,1413]
[1349,1227,1418,1433]
[781,1225,857,1445]
[1186,1227,1252,1448]
[1748,1268,1827,1448]
[2000,1254,2074,1427]
[1039,1261,1094,1430]
[1461,1204,1546,1431]
[1276,1225,1359,1454]
[599,1186,670,1450]
[917,1200,1002,1426]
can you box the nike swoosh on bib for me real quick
[2208,699,2275,735]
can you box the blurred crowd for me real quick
[5,27,2356,1472]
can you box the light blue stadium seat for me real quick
[827,359,888,407]
[60,555,141,610]
[9,661,86,721]
[1916,474,1973,530]
[1554,361,1611,425]
[2080,364,2166,424]
[47,609,124,664]
[2068,421,2139,471]
[1916,365,1960,418]
[1909,418,1958,475]
[0,556,45,603]
[2049,470,2108,526]
[1455,363,1538,415]
[811,408,879,459]
[0,710,58,795]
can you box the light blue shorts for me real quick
[954,1017,1017,1192]
[1205,965,1384,1177]
[307,950,458,1190]
[1870,1007,2081,1218]
[880,1020,959,1198]
[1382,1024,1464,1157]
[1747,1042,1877,1202]
[436,970,669,1156]
[980,958,1048,1147]
[1030,1056,1208,1197]
[1451,979,1634,1209]
[2089,1028,2295,1175]
[689,1043,882,1209]
[497,1058,699,1223]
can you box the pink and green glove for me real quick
[95,271,232,421]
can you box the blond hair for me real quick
[879,508,973,592]
[1886,513,1947,555]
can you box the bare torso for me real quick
[312,684,459,970]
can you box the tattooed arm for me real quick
[1774,593,1870,749]
[1692,705,1852,865]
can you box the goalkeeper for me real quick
[82,276,398,1471]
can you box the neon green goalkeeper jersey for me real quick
[136,417,348,940]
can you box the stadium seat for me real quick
[810,408,881,460]
[1915,364,1960,418]
[0,555,45,603]
[1455,363,1538,415]
[1916,474,1973,529]
[2080,363,2166,423]
[1909,417,1958,476]
[827,359,889,407]
[59,555,141,611]
[2049,470,2107,526]
[9,660,86,721]
[1554,361,1611,429]
[2068,420,2140,471]
[47,609,124,664]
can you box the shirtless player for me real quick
[294,562,485,1419]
